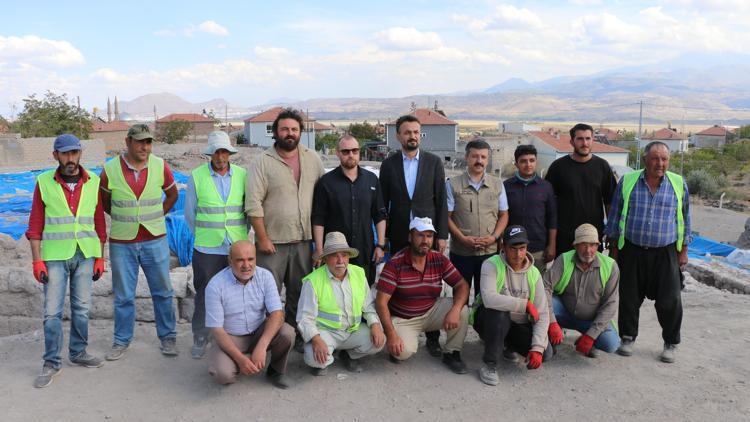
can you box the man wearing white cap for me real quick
[185,131,248,358]
[376,217,470,374]
[297,232,385,375]
[543,224,620,358]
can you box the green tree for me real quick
[620,130,636,141]
[0,115,9,132]
[157,119,192,144]
[316,133,339,151]
[737,124,750,139]
[14,91,93,139]
[348,121,379,140]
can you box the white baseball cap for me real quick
[409,216,436,233]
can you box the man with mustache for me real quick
[545,123,616,256]
[446,139,508,295]
[184,131,248,358]
[542,224,620,357]
[246,108,325,352]
[26,134,108,387]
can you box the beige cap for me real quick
[573,223,600,245]
[320,232,359,259]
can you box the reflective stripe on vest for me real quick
[192,163,248,247]
[469,255,540,325]
[38,170,102,261]
[104,155,166,240]
[553,250,614,296]
[618,170,685,252]
[302,265,368,332]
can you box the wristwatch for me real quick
[375,244,386,251]
[494,233,502,242]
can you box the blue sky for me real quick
[2,0,749,115]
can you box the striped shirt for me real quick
[604,172,692,248]
[204,266,282,336]
[377,248,463,319]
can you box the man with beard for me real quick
[545,123,616,256]
[543,224,620,357]
[246,108,325,351]
[446,139,508,294]
[26,134,107,387]
[185,131,248,358]
[311,135,387,284]
[376,217,470,374]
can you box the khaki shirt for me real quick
[245,144,324,243]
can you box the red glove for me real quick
[548,322,563,345]
[33,260,48,284]
[92,258,105,281]
[526,300,539,323]
[575,334,595,356]
[526,351,543,369]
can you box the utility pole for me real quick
[636,100,643,170]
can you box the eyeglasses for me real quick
[339,148,359,155]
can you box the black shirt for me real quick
[503,175,557,253]
[545,155,616,254]
[311,166,387,266]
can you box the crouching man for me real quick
[205,240,295,389]
[298,232,385,375]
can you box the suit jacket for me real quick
[380,149,448,252]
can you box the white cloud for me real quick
[487,5,545,30]
[254,46,291,61]
[154,20,229,38]
[197,20,229,36]
[375,27,443,51]
[0,35,84,67]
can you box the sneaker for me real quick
[426,336,442,358]
[160,338,179,357]
[267,367,291,389]
[339,350,362,373]
[310,367,328,376]
[660,343,677,363]
[442,351,468,374]
[105,344,129,361]
[70,352,104,368]
[502,348,521,362]
[478,364,499,386]
[587,348,600,359]
[33,363,62,388]
[617,336,635,357]
[191,336,208,359]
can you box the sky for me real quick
[2,0,750,116]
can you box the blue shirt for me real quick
[605,172,692,248]
[204,266,282,336]
[185,164,236,255]
[402,150,419,200]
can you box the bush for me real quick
[687,169,720,198]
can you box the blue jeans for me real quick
[44,248,93,369]
[552,296,620,353]
[110,237,176,346]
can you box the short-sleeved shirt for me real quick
[204,266,282,336]
[377,248,463,319]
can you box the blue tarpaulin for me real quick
[687,235,737,258]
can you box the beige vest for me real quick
[449,172,502,256]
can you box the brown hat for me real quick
[573,224,600,245]
[320,232,359,259]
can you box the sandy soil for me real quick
[689,204,749,245]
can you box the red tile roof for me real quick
[244,107,314,123]
[313,122,334,131]
[696,125,729,136]
[156,113,215,123]
[388,108,457,126]
[596,128,619,140]
[92,120,130,132]
[642,128,686,140]
[530,131,628,153]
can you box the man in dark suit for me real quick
[379,114,449,357]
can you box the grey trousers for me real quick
[303,325,383,369]
[256,241,313,329]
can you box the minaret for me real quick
[107,97,112,122]
[114,96,120,121]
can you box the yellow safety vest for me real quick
[193,163,248,247]
[302,265,368,332]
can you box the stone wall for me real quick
[0,136,106,172]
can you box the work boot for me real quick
[660,343,677,363]
[425,336,442,358]
[105,343,129,361]
[587,348,600,359]
[478,364,499,386]
[191,336,208,359]
[339,350,362,373]
[33,363,61,388]
[70,352,104,368]
[617,336,635,356]
[160,338,179,357]
[267,367,292,389]
[503,348,521,362]
[442,351,468,374]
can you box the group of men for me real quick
[27,111,691,389]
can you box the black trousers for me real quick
[473,306,553,366]
[449,252,494,294]
[617,240,683,345]
[191,250,229,339]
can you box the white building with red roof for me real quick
[691,125,730,149]
[243,106,322,149]
[529,130,630,175]
[155,113,216,141]
[639,127,688,153]
[385,108,458,161]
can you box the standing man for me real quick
[185,131,247,358]
[545,123,616,256]
[379,114,449,356]
[246,108,325,351]
[100,123,179,360]
[27,134,107,388]
[605,142,691,363]
[312,135,387,283]
[447,139,508,293]
[504,144,557,273]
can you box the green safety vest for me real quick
[104,155,166,240]
[618,170,685,252]
[192,163,248,247]
[38,170,102,261]
[302,265,368,332]
[553,250,614,296]
[469,255,541,325]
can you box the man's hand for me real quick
[311,335,329,365]
[32,260,48,284]
[526,351,543,369]
[238,355,260,375]
[372,247,384,264]
[544,244,556,263]
[256,237,276,255]
[92,258,105,281]
[678,247,688,268]
[312,251,322,268]
[548,322,564,345]
[386,332,404,357]
[575,334,595,356]
[526,300,540,323]
[437,238,447,253]
[370,324,385,348]
[249,344,267,371]
[443,308,461,331]
[476,235,496,249]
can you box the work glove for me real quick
[575,334,595,356]
[92,258,105,281]
[526,300,539,323]
[33,260,48,284]
[526,351,543,369]
[548,322,564,345]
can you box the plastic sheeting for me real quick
[688,235,737,258]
